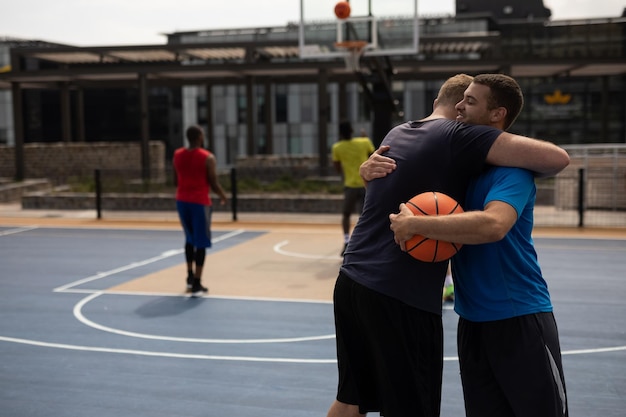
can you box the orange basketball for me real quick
[404,191,464,262]
[334,1,351,19]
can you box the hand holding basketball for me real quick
[390,191,464,262]
[389,203,413,243]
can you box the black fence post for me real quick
[230,167,238,222]
[95,169,102,219]
[577,168,585,228]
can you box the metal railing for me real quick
[89,157,625,228]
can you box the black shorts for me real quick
[458,312,568,417]
[342,187,366,215]
[333,271,443,417]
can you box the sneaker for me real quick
[190,278,208,297]
[186,274,193,292]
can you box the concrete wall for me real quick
[21,192,344,213]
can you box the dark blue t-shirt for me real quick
[340,119,501,314]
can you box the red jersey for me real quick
[173,147,212,205]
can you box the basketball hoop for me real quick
[334,40,368,72]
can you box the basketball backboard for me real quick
[298,0,419,59]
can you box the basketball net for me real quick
[334,40,368,72]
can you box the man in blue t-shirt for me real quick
[387,75,568,417]
[327,74,570,417]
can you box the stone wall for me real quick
[235,154,333,181]
[0,141,166,181]
[0,179,52,203]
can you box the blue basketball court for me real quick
[0,222,624,416]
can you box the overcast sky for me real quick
[1,0,624,47]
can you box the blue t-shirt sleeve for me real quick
[483,167,535,219]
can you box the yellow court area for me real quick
[111,226,344,301]
[0,208,346,300]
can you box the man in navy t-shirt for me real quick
[387,75,568,417]
[327,74,570,417]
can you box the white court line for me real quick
[73,292,336,344]
[273,240,341,260]
[562,346,626,355]
[0,335,337,364]
[54,251,184,292]
[0,225,38,236]
[61,288,335,305]
[0,335,623,363]
[54,229,246,292]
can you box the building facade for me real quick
[170,12,625,167]
[0,1,624,174]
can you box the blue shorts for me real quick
[176,201,212,248]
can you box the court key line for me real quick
[0,225,39,236]
[273,240,342,260]
[57,228,335,344]
[53,229,246,292]
[73,291,336,344]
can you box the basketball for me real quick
[334,1,351,19]
[404,191,464,262]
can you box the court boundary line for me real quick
[1,333,623,364]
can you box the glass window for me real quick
[213,85,226,125]
[299,84,317,123]
[237,85,246,124]
[275,85,288,123]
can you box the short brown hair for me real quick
[436,74,474,106]
[473,74,524,130]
